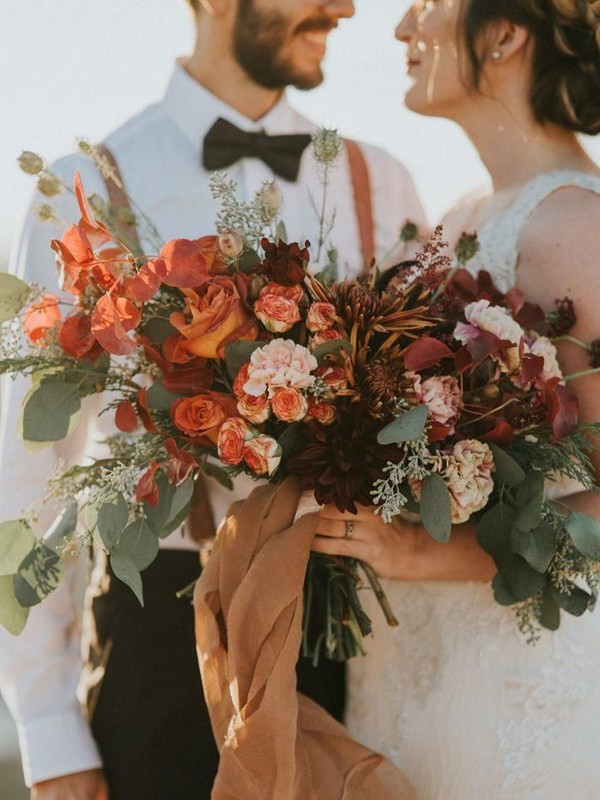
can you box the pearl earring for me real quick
[491,50,501,61]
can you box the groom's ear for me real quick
[492,21,531,63]
[199,0,229,15]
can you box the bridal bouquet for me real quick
[2,141,599,657]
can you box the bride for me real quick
[313,1,600,797]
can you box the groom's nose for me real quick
[317,0,355,19]
[395,8,416,42]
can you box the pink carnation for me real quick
[243,339,317,397]
[454,299,524,373]
[529,333,563,384]
[410,439,495,524]
[412,373,461,433]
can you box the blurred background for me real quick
[1,0,600,796]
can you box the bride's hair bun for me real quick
[464,0,600,135]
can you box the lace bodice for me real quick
[346,170,600,800]
[471,169,600,292]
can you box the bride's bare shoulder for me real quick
[439,185,490,246]
[518,184,600,311]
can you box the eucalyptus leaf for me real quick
[278,423,305,461]
[492,556,547,606]
[237,248,261,273]
[511,518,556,573]
[539,585,561,631]
[377,405,428,445]
[0,273,30,323]
[551,582,593,617]
[419,473,452,543]
[275,221,288,243]
[18,381,81,452]
[13,544,63,607]
[202,461,234,491]
[566,511,600,559]
[311,339,352,364]
[0,520,35,576]
[141,316,177,345]
[225,340,263,380]
[85,495,129,550]
[143,474,194,537]
[476,502,517,568]
[489,443,526,488]
[514,471,545,532]
[110,550,144,605]
[146,380,181,410]
[0,575,29,635]
[22,378,82,442]
[115,519,159,572]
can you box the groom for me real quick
[0,1,424,799]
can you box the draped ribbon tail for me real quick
[194,476,418,800]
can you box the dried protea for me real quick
[504,399,547,429]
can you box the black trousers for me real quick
[85,550,346,800]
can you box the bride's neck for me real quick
[458,102,596,192]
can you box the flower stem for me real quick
[555,335,591,350]
[360,561,399,627]
[564,366,600,382]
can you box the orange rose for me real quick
[254,288,301,333]
[310,328,344,348]
[243,435,282,477]
[233,362,251,399]
[23,295,61,345]
[306,302,337,333]
[314,365,347,393]
[172,391,236,442]
[217,417,254,466]
[170,277,258,359]
[307,398,336,425]
[271,387,308,423]
[237,393,271,424]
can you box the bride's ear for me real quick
[490,21,530,64]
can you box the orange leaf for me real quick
[135,460,159,506]
[115,399,139,433]
[23,295,62,345]
[91,294,141,355]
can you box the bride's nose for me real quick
[395,9,416,43]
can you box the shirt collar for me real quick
[161,61,303,153]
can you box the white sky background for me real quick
[2,0,600,265]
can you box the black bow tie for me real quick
[202,117,312,183]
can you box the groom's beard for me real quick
[233,0,335,91]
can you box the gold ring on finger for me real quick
[344,520,355,540]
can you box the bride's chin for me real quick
[403,86,429,116]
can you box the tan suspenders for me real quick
[96,139,375,542]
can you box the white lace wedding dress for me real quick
[346,171,600,800]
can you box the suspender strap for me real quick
[96,144,215,543]
[95,144,142,254]
[344,139,375,270]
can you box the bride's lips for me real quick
[406,58,421,71]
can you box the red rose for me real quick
[233,362,251,399]
[311,328,344,348]
[314,365,347,393]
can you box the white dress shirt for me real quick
[0,63,425,786]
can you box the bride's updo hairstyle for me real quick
[463,0,600,135]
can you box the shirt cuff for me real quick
[17,709,103,787]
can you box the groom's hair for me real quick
[462,0,600,136]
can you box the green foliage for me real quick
[146,380,181,410]
[377,405,428,445]
[202,461,234,491]
[0,576,29,635]
[0,273,30,322]
[492,556,547,605]
[143,474,194,538]
[566,512,600,560]
[419,474,452,543]
[225,340,263,380]
[13,544,63,608]
[113,518,159,572]
[489,443,526,488]
[86,495,129,550]
[110,551,144,605]
[21,378,82,442]
[0,520,35,576]
[311,338,352,364]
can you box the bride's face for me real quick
[396,0,468,118]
